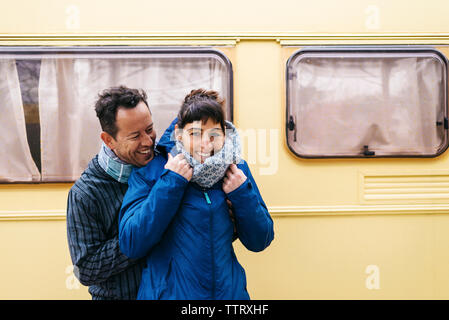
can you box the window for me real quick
[0,47,233,182]
[286,47,448,158]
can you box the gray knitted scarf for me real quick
[170,121,242,188]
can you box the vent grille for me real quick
[361,172,449,203]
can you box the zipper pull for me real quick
[204,191,211,205]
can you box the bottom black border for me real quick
[2,300,448,318]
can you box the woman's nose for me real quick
[201,135,212,150]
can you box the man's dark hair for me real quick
[177,89,226,132]
[94,86,149,139]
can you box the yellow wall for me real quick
[1,0,449,299]
[1,0,449,34]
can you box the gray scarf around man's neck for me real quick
[97,142,133,183]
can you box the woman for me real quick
[119,89,274,300]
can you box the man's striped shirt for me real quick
[66,155,144,300]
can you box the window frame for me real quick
[0,46,234,183]
[285,46,449,159]
[1,46,234,121]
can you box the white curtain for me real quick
[0,60,40,182]
[288,54,445,157]
[39,56,228,182]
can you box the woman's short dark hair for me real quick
[94,86,149,138]
[177,89,226,131]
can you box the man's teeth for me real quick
[139,150,150,154]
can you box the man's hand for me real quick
[223,164,247,194]
[164,154,193,181]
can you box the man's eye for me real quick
[146,128,153,134]
[191,131,201,136]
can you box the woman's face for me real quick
[177,118,225,163]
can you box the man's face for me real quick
[105,101,156,167]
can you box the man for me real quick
[66,86,167,300]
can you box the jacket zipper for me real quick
[203,188,215,299]
[203,191,211,204]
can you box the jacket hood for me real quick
[156,117,178,156]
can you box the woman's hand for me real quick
[164,154,193,181]
[223,164,247,194]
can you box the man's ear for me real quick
[100,131,115,150]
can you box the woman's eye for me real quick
[210,133,222,140]
[191,131,201,137]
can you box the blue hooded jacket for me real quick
[119,119,274,300]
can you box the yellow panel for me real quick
[232,41,449,299]
[0,184,72,212]
[2,31,449,300]
[235,214,449,299]
[0,220,89,299]
[1,0,449,34]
